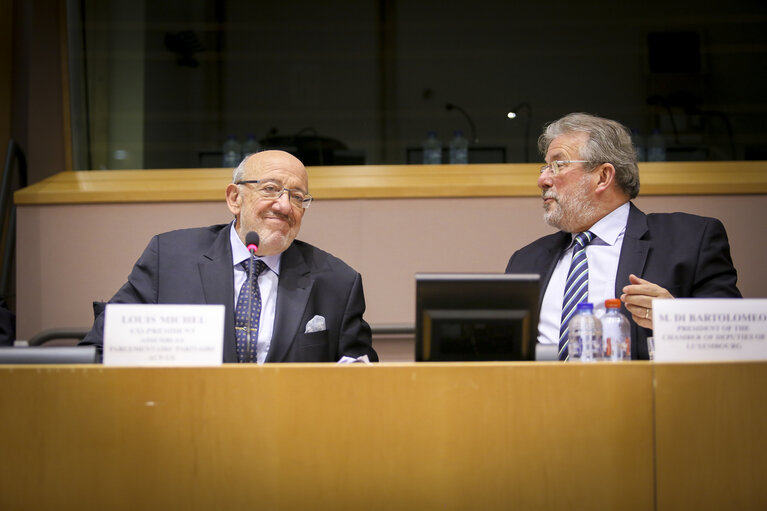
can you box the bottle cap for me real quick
[605,299,621,308]
[576,302,594,311]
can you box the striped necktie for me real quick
[235,258,266,363]
[558,231,594,361]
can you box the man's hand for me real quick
[620,274,674,329]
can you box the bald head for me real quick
[233,150,308,188]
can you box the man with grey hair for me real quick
[82,150,377,363]
[505,113,740,360]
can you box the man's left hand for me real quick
[620,274,674,329]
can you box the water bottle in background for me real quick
[602,299,631,361]
[647,129,666,161]
[631,128,646,161]
[242,134,261,157]
[422,131,442,164]
[567,302,603,362]
[222,135,242,168]
[449,130,469,164]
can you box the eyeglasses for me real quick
[539,160,590,176]
[236,180,313,209]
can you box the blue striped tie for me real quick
[558,231,594,361]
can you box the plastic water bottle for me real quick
[242,134,260,157]
[647,129,666,161]
[567,302,603,362]
[449,130,469,164]
[422,131,442,164]
[631,128,646,161]
[222,135,242,168]
[602,299,631,361]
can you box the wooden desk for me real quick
[2,361,765,510]
[654,362,767,510]
[1,363,655,510]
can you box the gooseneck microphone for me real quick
[245,231,260,361]
[507,102,532,162]
[445,103,479,143]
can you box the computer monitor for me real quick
[415,273,540,362]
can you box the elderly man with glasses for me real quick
[505,113,740,360]
[82,150,377,363]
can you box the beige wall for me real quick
[16,195,767,345]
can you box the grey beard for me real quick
[542,176,597,233]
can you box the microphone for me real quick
[244,231,260,362]
[445,103,478,143]
[245,231,260,255]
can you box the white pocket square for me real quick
[337,355,371,364]
[305,315,326,333]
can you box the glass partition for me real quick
[66,0,767,169]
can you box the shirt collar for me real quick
[229,222,281,276]
[569,201,630,248]
[589,202,629,246]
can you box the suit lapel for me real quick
[614,202,650,297]
[615,202,652,359]
[265,243,313,362]
[198,227,237,363]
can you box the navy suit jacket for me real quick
[505,203,741,359]
[81,224,378,363]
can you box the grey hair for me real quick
[231,156,248,183]
[538,112,640,199]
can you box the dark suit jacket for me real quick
[0,297,14,346]
[505,202,741,359]
[81,224,378,363]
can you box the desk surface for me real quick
[14,161,767,204]
[1,362,653,510]
[1,361,765,510]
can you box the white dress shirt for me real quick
[230,223,281,363]
[538,202,630,345]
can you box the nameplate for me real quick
[103,304,224,366]
[652,299,767,362]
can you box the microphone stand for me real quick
[247,249,255,363]
[445,103,479,143]
[509,103,532,163]
[243,231,260,364]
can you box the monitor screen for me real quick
[415,273,540,362]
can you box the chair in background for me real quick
[27,327,90,346]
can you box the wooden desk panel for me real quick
[0,363,655,510]
[654,362,767,511]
